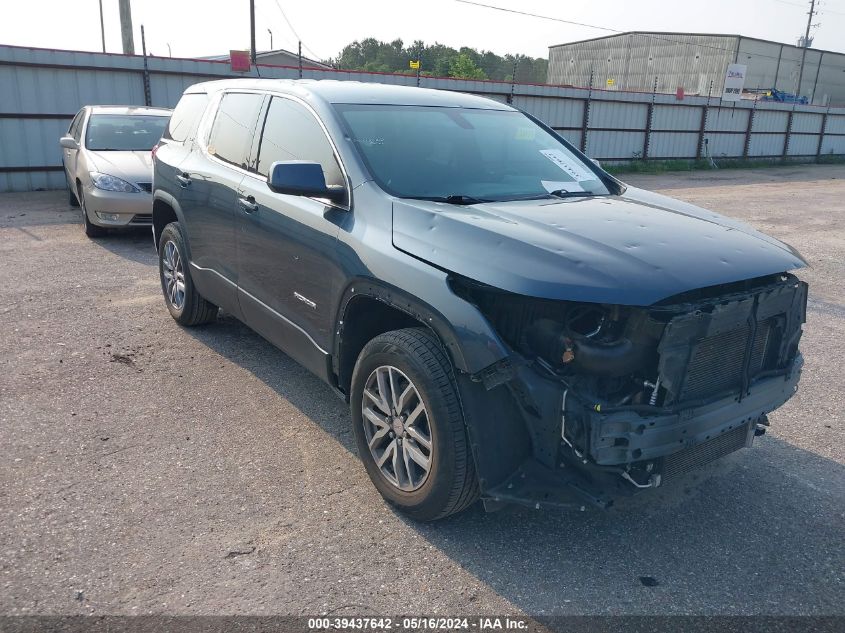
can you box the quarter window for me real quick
[207,92,264,169]
[164,93,209,143]
[256,97,344,190]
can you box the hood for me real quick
[86,150,153,184]
[391,187,807,306]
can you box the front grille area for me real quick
[661,423,750,481]
[129,214,152,225]
[680,319,772,400]
[136,182,152,192]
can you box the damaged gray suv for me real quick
[152,79,807,520]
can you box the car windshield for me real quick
[85,114,169,151]
[334,105,609,201]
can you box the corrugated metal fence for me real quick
[2,44,844,192]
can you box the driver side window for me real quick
[68,110,84,142]
[255,97,344,190]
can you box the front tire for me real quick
[158,222,218,326]
[350,328,479,521]
[67,180,79,207]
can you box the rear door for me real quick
[177,91,264,310]
[155,92,209,191]
[235,95,349,377]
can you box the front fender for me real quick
[333,275,509,377]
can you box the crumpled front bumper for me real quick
[587,354,803,466]
[481,355,803,511]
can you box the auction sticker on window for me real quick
[539,149,594,182]
[541,180,585,193]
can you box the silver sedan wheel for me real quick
[362,365,433,491]
[162,241,185,310]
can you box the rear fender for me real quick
[152,190,189,258]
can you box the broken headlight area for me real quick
[452,273,807,505]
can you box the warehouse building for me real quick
[203,48,330,69]
[548,32,845,106]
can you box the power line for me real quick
[815,0,845,17]
[769,0,812,8]
[454,0,836,63]
[781,0,845,18]
[255,0,295,50]
[268,0,323,60]
[456,0,619,36]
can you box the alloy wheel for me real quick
[362,365,433,491]
[162,241,185,310]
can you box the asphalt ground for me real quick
[1,164,843,618]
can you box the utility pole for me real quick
[98,0,106,53]
[268,29,273,50]
[118,0,135,55]
[249,0,257,65]
[298,41,303,78]
[140,25,151,106]
[796,0,818,99]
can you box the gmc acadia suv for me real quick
[152,79,807,520]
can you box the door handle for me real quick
[238,195,258,213]
[175,172,192,187]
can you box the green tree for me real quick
[326,38,548,83]
[449,53,487,80]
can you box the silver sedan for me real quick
[60,105,171,237]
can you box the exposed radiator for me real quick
[661,423,750,481]
[679,319,772,400]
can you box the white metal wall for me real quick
[1,44,844,192]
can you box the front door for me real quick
[63,110,84,186]
[236,95,349,378]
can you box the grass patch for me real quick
[605,159,709,175]
[605,155,845,175]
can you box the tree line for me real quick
[326,38,548,83]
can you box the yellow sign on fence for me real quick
[606,78,615,87]
[409,60,420,70]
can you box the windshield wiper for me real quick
[547,189,596,198]
[411,194,491,205]
[489,190,604,202]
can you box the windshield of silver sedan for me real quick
[85,114,169,151]
[335,105,610,202]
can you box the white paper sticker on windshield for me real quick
[541,180,585,193]
[539,149,595,182]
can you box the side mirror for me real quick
[589,157,602,169]
[267,160,345,204]
[60,136,79,150]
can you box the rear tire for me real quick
[158,222,218,326]
[350,328,479,521]
[77,184,105,238]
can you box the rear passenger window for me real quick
[256,97,345,189]
[164,93,209,142]
[207,92,263,169]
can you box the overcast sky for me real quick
[1,0,844,61]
